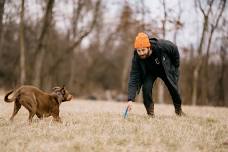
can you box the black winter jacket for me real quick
[128,38,180,101]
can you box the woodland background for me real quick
[0,0,227,106]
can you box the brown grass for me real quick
[0,96,227,152]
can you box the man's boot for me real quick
[146,103,155,117]
[175,106,186,116]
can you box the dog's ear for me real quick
[62,85,65,90]
[52,86,61,91]
[61,87,65,95]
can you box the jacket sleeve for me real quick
[128,51,142,102]
[164,41,180,82]
[171,44,180,68]
[160,40,180,68]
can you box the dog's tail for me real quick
[4,90,15,103]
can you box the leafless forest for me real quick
[0,0,227,106]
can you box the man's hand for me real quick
[127,101,133,111]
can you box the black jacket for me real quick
[128,37,180,101]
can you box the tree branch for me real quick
[35,0,55,56]
[66,0,101,54]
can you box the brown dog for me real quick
[4,85,72,123]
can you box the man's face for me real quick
[136,48,151,59]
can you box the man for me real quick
[126,32,184,117]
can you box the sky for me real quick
[97,0,202,48]
[24,0,200,47]
[102,0,227,56]
[17,0,227,54]
[131,0,201,48]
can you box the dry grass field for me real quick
[0,96,227,152]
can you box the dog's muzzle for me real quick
[67,95,73,101]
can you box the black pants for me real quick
[142,72,182,111]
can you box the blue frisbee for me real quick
[123,107,129,119]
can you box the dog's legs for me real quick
[53,116,62,122]
[53,112,62,122]
[36,113,43,119]
[21,96,37,123]
[26,104,36,123]
[10,101,21,121]
[28,112,36,123]
[52,108,62,123]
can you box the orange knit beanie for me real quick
[134,32,151,49]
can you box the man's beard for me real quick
[139,51,151,59]
[139,55,147,59]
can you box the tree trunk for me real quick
[33,47,46,87]
[19,0,26,85]
[192,0,215,105]
[173,0,182,44]
[67,0,100,88]
[140,0,146,30]
[121,51,131,93]
[203,0,226,105]
[158,79,164,104]
[68,0,82,88]
[158,0,167,104]
[192,37,206,105]
[218,46,226,106]
[0,0,4,37]
[203,28,214,105]
[69,50,77,88]
[0,0,5,50]
[191,14,208,105]
[33,0,55,87]
[192,60,201,105]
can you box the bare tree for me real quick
[217,17,228,106]
[0,0,4,32]
[173,0,183,44]
[157,0,168,104]
[139,0,146,30]
[33,0,55,87]
[192,0,215,105]
[218,45,226,105]
[40,0,101,90]
[68,0,101,88]
[203,0,226,104]
[0,0,5,49]
[119,2,135,93]
[68,0,84,88]
[161,0,167,39]
[19,0,26,84]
